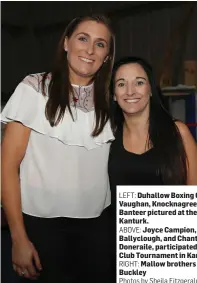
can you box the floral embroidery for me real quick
[23,73,51,94]
[70,85,94,113]
[22,73,94,112]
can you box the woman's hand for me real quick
[12,237,42,280]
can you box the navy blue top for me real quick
[108,126,163,212]
[108,125,164,275]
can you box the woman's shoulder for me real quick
[1,71,55,144]
[1,73,51,132]
[22,72,52,94]
[175,120,192,139]
[175,120,197,153]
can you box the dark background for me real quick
[2,1,197,103]
[1,3,197,282]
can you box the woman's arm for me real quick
[1,121,42,279]
[1,121,31,240]
[176,121,197,185]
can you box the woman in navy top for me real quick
[108,56,197,279]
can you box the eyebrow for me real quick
[115,78,125,83]
[115,76,147,83]
[136,76,147,80]
[76,32,108,45]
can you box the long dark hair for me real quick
[42,15,115,136]
[110,56,187,185]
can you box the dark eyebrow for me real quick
[76,32,89,37]
[136,77,147,80]
[76,32,108,45]
[115,78,125,83]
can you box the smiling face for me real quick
[114,63,151,116]
[64,20,110,85]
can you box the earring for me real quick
[104,56,109,63]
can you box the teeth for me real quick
[80,57,94,63]
[125,99,140,103]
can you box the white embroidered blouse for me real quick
[1,73,114,218]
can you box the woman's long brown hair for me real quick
[42,15,115,136]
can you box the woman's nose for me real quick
[86,43,94,55]
[127,83,136,96]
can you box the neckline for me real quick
[119,124,154,156]
[123,146,154,156]
[71,82,94,88]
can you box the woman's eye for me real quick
[78,37,87,42]
[96,42,105,48]
[136,81,144,86]
[118,82,125,87]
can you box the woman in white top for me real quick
[1,14,115,283]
